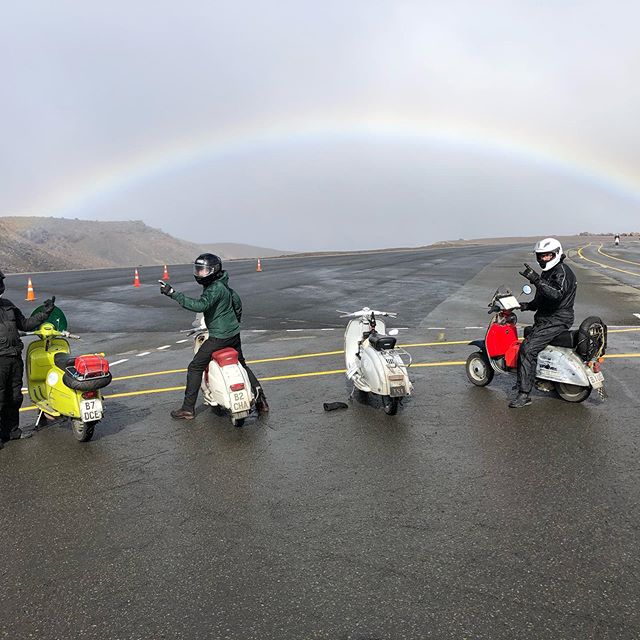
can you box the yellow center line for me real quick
[19,353,640,411]
[597,244,640,268]
[109,340,478,382]
[577,245,640,277]
[602,353,640,359]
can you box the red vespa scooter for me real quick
[465,286,607,403]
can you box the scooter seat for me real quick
[368,332,397,351]
[211,348,239,367]
[550,331,575,348]
[53,352,76,370]
[522,326,575,349]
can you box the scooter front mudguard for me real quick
[535,346,591,387]
[468,339,487,355]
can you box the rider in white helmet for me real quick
[510,238,577,408]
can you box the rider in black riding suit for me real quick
[0,269,55,447]
[510,238,577,408]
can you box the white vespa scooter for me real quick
[187,314,255,427]
[340,307,413,415]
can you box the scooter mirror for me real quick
[522,284,532,296]
[388,329,399,336]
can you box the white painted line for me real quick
[157,345,171,350]
[109,359,129,366]
[286,329,304,332]
[321,328,336,331]
[21,387,27,392]
[137,352,151,357]
[465,326,483,330]
[250,330,268,333]
[427,327,446,330]
[175,339,189,344]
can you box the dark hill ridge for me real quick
[0,217,285,273]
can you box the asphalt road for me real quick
[2,241,640,639]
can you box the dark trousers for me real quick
[182,334,261,410]
[517,320,569,394]
[0,356,24,440]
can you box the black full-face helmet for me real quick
[0,268,5,297]
[193,253,222,286]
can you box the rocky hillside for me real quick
[0,217,284,273]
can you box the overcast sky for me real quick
[2,1,639,250]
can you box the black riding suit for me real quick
[517,259,577,394]
[0,299,49,440]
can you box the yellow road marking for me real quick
[249,349,341,363]
[20,353,640,412]
[577,245,640,277]
[598,245,640,268]
[109,340,477,382]
[602,353,640,359]
[112,368,187,382]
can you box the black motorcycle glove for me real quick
[519,263,540,284]
[43,296,56,314]
[160,281,174,296]
[519,301,529,311]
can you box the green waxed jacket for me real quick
[170,271,242,339]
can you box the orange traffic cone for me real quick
[133,269,141,288]
[256,258,262,273]
[25,278,36,301]
[162,265,169,280]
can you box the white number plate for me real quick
[231,391,250,413]
[81,398,103,422]
[587,370,604,388]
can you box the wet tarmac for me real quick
[2,242,640,639]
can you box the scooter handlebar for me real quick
[337,309,398,318]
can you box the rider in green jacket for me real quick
[160,253,268,420]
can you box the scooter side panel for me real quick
[49,377,83,418]
[360,345,404,396]
[536,346,590,386]
[203,362,228,406]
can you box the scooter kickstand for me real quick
[35,410,46,430]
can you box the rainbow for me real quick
[19,114,640,217]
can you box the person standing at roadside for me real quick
[0,268,55,448]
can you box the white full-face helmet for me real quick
[533,237,563,271]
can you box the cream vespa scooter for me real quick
[340,307,412,415]
[185,314,255,427]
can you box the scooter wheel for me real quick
[382,396,399,415]
[466,352,494,387]
[71,419,96,442]
[555,382,591,403]
[231,417,245,428]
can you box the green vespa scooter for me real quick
[24,306,112,442]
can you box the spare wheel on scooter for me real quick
[574,316,607,360]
